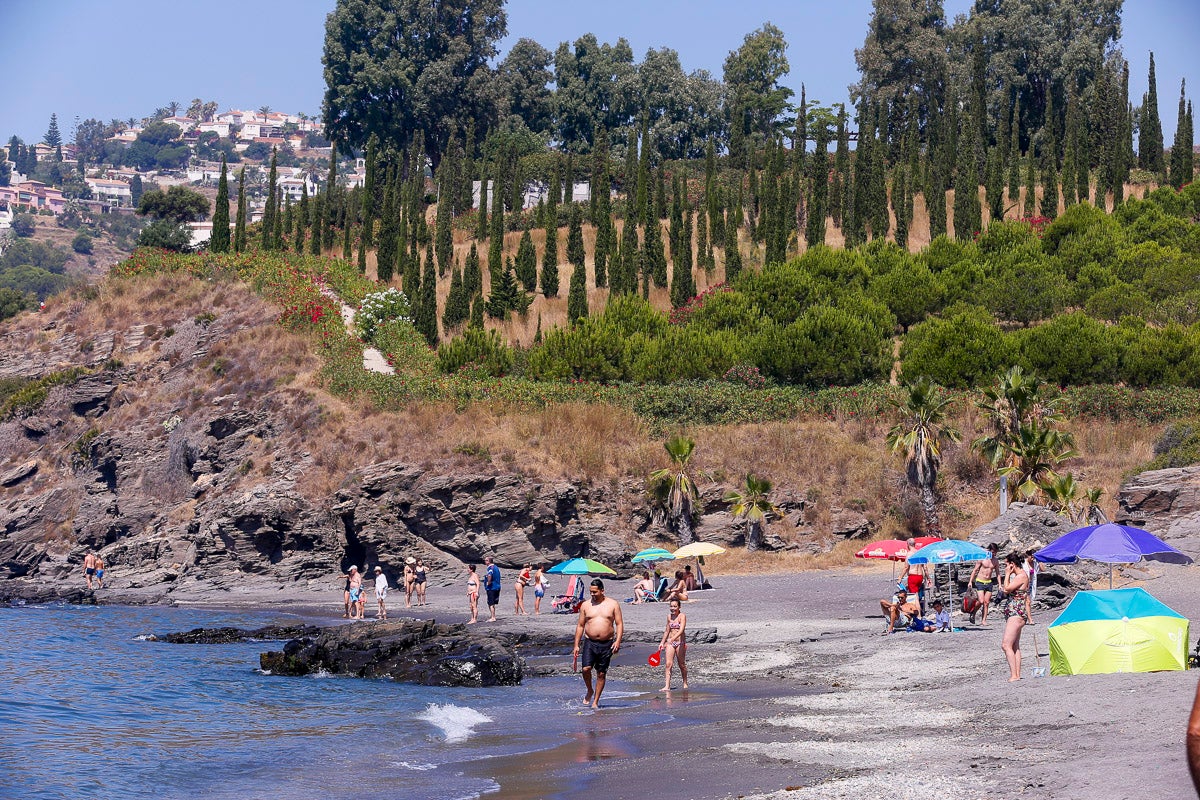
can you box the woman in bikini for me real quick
[532,564,548,615]
[658,598,688,691]
[1000,552,1031,682]
[404,558,417,608]
[665,570,689,603]
[514,563,531,615]
[414,558,428,606]
[466,564,480,624]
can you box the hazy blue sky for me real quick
[2,0,1196,146]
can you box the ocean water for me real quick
[0,604,663,800]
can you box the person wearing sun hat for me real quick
[345,565,364,620]
[374,566,389,620]
[404,557,417,608]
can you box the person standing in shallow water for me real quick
[572,578,623,709]
[658,598,688,691]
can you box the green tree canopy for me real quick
[137,185,210,223]
[322,0,507,165]
[723,23,794,143]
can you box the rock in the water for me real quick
[260,619,529,686]
[158,624,322,644]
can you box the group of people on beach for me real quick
[340,556,428,620]
[878,539,1038,681]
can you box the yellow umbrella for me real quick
[672,542,726,558]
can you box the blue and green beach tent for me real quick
[1048,587,1190,676]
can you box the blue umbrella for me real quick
[1034,522,1192,588]
[631,548,675,564]
[546,557,616,576]
[907,540,992,630]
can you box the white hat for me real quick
[374,566,382,572]
[348,565,357,572]
[405,557,416,565]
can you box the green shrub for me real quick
[868,258,942,330]
[71,231,94,255]
[900,306,1013,388]
[1084,282,1152,322]
[1144,420,1200,469]
[377,319,439,376]
[437,327,513,377]
[756,305,892,386]
[1014,312,1122,386]
[735,260,826,326]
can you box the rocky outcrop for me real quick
[155,624,322,644]
[1116,467,1200,557]
[259,619,536,686]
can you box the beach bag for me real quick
[962,592,980,614]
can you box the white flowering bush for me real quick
[354,288,411,343]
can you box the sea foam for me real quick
[417,703,493,743]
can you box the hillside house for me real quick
[0,181,66,214]
[85,177,133,206]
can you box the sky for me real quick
[1,0,1196,146]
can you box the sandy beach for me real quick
[162,560,1200,799]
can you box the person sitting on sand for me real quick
[683,565,698,592]
[907,599,951,633]
[880,588,922,635]
[665,570,689,603]
[633,571,656,603]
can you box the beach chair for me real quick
[646,577,668,602]
[551,576,583,613]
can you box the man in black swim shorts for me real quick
[572,579,624,709]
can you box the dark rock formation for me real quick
[156,624,322,644]
[1117,467,1200,557]
[259,619,545,686]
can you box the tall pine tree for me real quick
[234,167,248,253]
[262,148,278,250]
[210,156,230,253]
[1139,52,1164,175]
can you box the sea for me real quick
[0,603,668,800]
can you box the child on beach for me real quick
[374,566,389,620]
[533,564,547,615]
[658,599,688,691]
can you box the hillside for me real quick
[0,256,1173,603]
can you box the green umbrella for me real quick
[546,557,616,575]
[631,548,676,564]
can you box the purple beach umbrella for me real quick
[1034,522,1193,588]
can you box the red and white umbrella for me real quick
[854,539,912,561]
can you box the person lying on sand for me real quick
[880,589,922,635]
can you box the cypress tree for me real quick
[476,163,489,241]
[459,121,476,214]
[567,258,588,324]
[416,243,438,345]
[849,105,872,245]
[515,228,537,291]
[831,105,849,227]
[1061,90,1079,207]
[341,203,353,260]
[283,196,294,248]
[1169,80,1189,189]
[210,156,231,253]
[669,173,684,262]
[488,162,505,279]
[468,291,484,329]
[1185,100,1195,184]
[1095,64,1118,204]
[869,112,889,240]
[1140,53,1164,175]
[927,162,946,239]
[464,242,482,298]
[985,144,1004,222]
[262,149,278,250]
[622,127,637,211]
[234,167,247,253]
[443,264,467,331]
[892,165,908,249]
[435,160,453,275]
[548,155,560,226]
[295,183,309,252]
[309,194,324,256]
[486,257,520,319]
[1076,109,1091,205]
[563,152,574,205]
[639,240,651,299]
[1023,150,1037,218]
[376,168,399,282]
[1115,62,1131,206]
[953,114,981,240]
[646,219,668,288]
[361,135,378,252]
[566,201,585,273]
[590,128,608,224]
[1040,130,1060,220]
[323,144,339,251]
[654,167,668,222]
[636,116,651,225]
[540,209,559,297]
[273,192,284,250]
[593,151,613,289]
[696,206,710,271]
[723,207,742,282]
[805,126,828,248]
[670,211,695,308]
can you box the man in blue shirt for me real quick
[484,556,502,622]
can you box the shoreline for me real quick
[6,564,1198,799]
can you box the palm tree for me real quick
[886,377,961,537]
[999,421,1077,500]
[974,366,1065,511]
[1039,474,1106,524]
[725,474,779,551]
[647,435,706,544]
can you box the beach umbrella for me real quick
[546,557,616,576]
[672,542,726,586]
[911,536,944,548]
[854,539,912,585]
[631,548,676,564]
[907,540,992,630]
[1034,523,1193,589]
[1048,587,1190,675]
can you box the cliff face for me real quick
[0,282,802,605]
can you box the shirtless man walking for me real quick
[968,543,1001,625]
[572,579,624,709]
[83,552,97,589]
